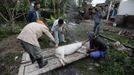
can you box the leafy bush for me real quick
[47,15,56,27]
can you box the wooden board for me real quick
[18,42,89,75]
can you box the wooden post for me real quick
[106,1,113,21]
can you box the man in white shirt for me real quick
[17,21,56,68]
[51,19,66,46]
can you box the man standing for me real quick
[17,20,56,68]
[86,32,107,59]
[110,6,117,26]
[28,1,41,22]
[93,7,102,35]
[51,19,66,46]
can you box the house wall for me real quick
[118,0,134,15]
[115,0,134,28]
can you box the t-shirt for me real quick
[51,19,66,32]
[93,12,102,24]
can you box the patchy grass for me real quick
[71,23,91,41]
[0,22,24,75]
[97,31,134,75]
[72,58,99,75]
[65,30,134,75]
[97,46,134,75]
[70,39,134,75]
[0,31,17,41]
[71,35,134,75]
[102,31,134,45]
[0,52,22,75]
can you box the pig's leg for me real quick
[55,54,66,66]
[77,46,88,56]
[61,54,68,64]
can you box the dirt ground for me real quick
[0,35,23,75]
[0,35,23,55]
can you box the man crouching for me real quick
[86,32,107,59]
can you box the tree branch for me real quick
[0,12,9,22]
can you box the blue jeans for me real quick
[53,31,65,46]
[93,22,100,35]
[89,50,106,59]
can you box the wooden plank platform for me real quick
[18,42,89,75]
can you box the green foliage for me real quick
[41,0,68,19]
[39,35,51,48]
[41,0,53,8]
[18,0,29,12]
[0,0,29,25]
[47,14,65,26]
[47,15,56,27]
[97,47,134,75]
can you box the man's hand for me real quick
[82,42,86,46]
[51,31,54,35]
[86,48,95,52]
[86,48,89,51]
[51,41,58,47]
[82,39,89,46]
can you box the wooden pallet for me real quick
[18,42,89,75]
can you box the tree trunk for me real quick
[52,0,56,17]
